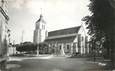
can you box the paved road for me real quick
[8,55,104,71]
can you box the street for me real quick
[7,55,105,71]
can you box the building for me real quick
[0,0,9,70]
[33,14,89,56]
[33,14,47,44]
[45,26,89,55]
[8,46,17,56]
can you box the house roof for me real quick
[48,26,81,37]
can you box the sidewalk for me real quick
[86,57,113,71]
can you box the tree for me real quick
[16,44,23,52]
[82,0,115,69]
[16,42,37,53]
[38,43,49,54]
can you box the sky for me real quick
[7,0,90,44]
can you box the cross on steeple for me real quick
[39,8,43,21]
[40,8,42,15]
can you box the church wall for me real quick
[73,35,79,54]
[41,30,47,42]
[33,30,38,44]
[64,43,71,54]
[78,26,89,55]
[47,42,79,55]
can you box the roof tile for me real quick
[48,26,81,37]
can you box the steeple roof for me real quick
[36,14,46,24]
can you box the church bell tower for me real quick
[33,14,47,44]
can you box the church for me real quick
[33,14,89,56]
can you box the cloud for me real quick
[8,0,42,15]
[26,0,42,15]
[8,0,30,9]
